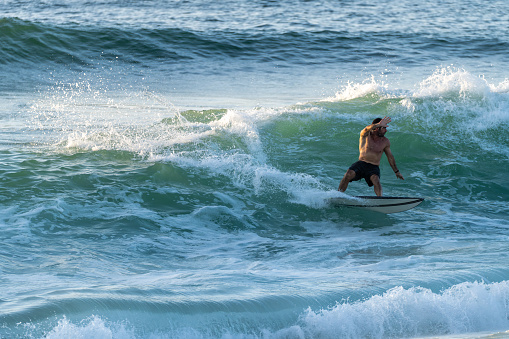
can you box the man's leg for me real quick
[370,174,382,196]
[339,170,356,192]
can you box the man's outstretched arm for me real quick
[384,145,404,180]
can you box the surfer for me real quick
[338,116,404,196]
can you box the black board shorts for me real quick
[348,160,380,187]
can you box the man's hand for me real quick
[395,171,404,180]
[379,116,391,128]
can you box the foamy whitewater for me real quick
[1,0,509,338]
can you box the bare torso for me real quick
[358,131,389,166]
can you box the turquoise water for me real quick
[1,0,509,338]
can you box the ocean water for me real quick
[1,0,509,338]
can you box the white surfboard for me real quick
[329,196,424,214]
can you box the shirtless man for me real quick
[338,116,404,196]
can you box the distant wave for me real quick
[2,17,509,68]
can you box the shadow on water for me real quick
[271,200,399,233]
[327,206,397,229]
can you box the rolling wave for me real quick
[2,17,509,68]
[6,281,509,338]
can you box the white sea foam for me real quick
[413,67,491,99]
[300,281,509,339]
[44,316,134,339]
[323,75,391,102]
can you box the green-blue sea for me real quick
[1,0,509,337]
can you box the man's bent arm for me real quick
[360,123,378,137]
[360,116,391,137]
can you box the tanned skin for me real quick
[338,116,404,196]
